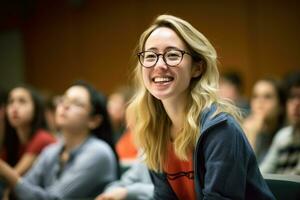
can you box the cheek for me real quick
[22,105,34,122]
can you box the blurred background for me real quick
[0,0,299,96]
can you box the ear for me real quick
[88,114,103,130]
[192,60,204,78]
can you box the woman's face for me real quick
[55,86,92,131]
[251,80,280,118]
[7,87,34,128]
[286,86,300,126]
[142,27,200,101]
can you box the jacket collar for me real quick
[200,104,228,135]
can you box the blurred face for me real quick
[251,80,280,118]
[107,93,125,124]
[142,27,200,101]
[286,86,300,126]
[219,80,239,102]
[55,86,92,131]
[6,87,34,128]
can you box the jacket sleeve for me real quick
[149,170,178,200]
[199,119,254,199]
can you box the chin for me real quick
[151,92,172,101]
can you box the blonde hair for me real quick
[127,14,242,172]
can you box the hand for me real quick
[95,187,128,200]
[0,159,6,176]
[0,159,20,187]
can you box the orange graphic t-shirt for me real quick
[164,143,196,200]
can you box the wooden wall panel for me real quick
[20,0,299,97]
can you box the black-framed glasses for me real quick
[137,49,191,68]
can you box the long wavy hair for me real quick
[127,14,242,172]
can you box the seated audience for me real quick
[260,72,300,174]
[243,78,285,163]
[0,81,118,200]
[96,160,154,200]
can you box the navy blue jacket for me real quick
[150,105,275,199]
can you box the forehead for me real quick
[254,81,276,94]
[10,87,31,99]
[65,86,90,102]
[290,86,300,94]
[144,27,186,50]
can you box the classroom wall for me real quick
[1,0,299,96]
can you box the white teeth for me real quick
[153,77,172,83]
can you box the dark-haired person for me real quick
[260,72,300,174]
[243,78,285,163]
[0,85,56,199]
[1,85,56,175]
[0,81,118,199]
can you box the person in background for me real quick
[243,78,285,163]
[0,85,56,199]
[115,107,139,171]
[219,71,250,116]
[95,161,153,200]
[260,71,300,174]
[0,81,118,200]
[127,14,274,199]
[44,92,61,137]
[107,86,133,144]
[1,85,56,175]
[0,88,7,150]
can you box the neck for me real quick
[16,126,31,144]
[62,129,90,152]
[162,94,187,140]
[264,115,281,134]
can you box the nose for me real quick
[154,55,168,70]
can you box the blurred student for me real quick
[44,92,61,137]
[107,86,133,144]
[96,161,153,200]
[243,78,285,163]
[0,85,56,199]
[260,72,300,174]
[0,88,7,150]
[127,14,274,199]
[1,85,55,175]
[219,71,250,116]
[0,81,118,200]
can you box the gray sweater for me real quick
[14,136,117,200]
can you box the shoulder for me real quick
[201,109,244,141]
[30,129,56,144]
[85,137,113,152]
[272,126,294,145]
[199,111,253,159]
[79,137,115,161]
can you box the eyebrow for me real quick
[145,46,182,52]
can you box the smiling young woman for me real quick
[127,14,275,199]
